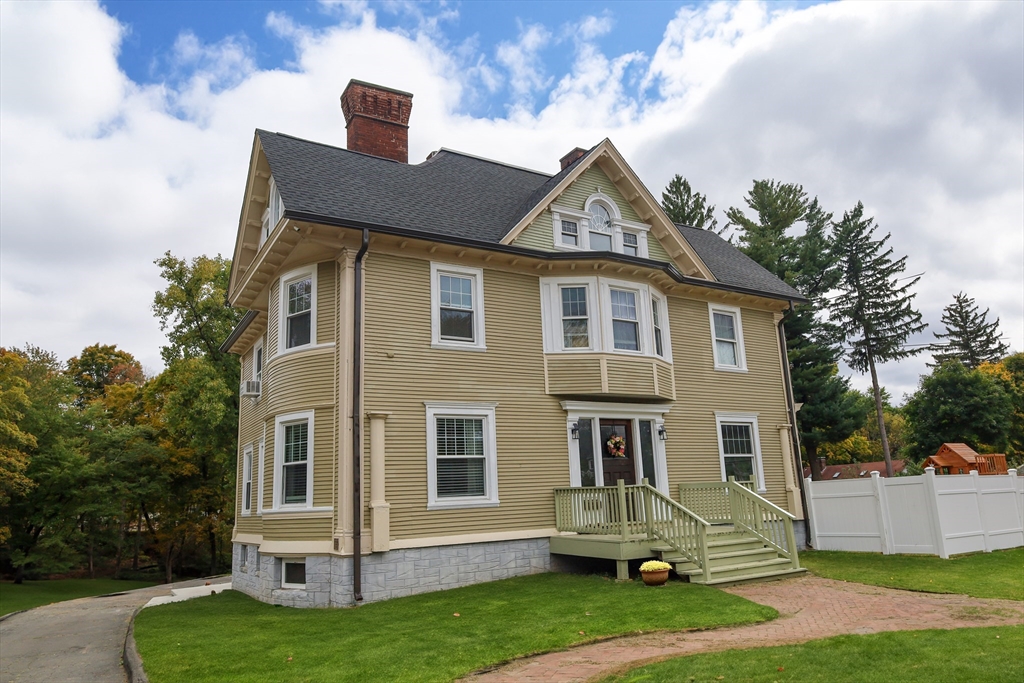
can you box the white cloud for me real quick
[0,0,1020,402]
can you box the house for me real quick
[923,443,1008,475]
[803,459,907,480]
[223,80,808,608]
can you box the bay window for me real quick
[273,411,314,509]
[561,286,590,348]
[610,289,640,351]
[278,265,317,353]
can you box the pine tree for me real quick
[727,183,864,480]
[930,292,1008,368]
[830,202,928,477]
[660,175,722,233]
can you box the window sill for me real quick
[273,342,335,361]
[431,342,487,352]
[262,507,333,518]
[713,365,748,374]
[275,586,307,592]
[427,499,500,511]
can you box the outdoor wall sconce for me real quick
[658,425,667,441]
[571,422,580,440]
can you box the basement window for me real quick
[282,560,306,589]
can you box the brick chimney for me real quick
[340,80,413,163]
[559,147,587,170]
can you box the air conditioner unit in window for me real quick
[240,380,261,398]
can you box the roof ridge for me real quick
[432,148,551,177]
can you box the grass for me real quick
[601,625,1023,683]
[0,578,158,616]
[800,547,1024,601]
[133,572,776,683]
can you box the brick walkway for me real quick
[465,575,1024,682]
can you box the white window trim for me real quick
[714,411,766,494]
[430,262,487,351]
[278,265,318,354]
[257,434,265,515]
[273,410,315,510]
[708,303,747,372]
[280,558,306,590]
[650,292,672,359]
[560,401,671,495]
[540,276,671,361]
[425,402,499,510]
[253,338,264,384]
[242,445,253,516]
[260,176,285,249]
[550,198,651,258]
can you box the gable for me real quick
[511,165,671,262]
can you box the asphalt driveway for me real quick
[0,577,230,683]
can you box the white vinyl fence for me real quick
[805,467,1024,558]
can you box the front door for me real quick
[600,419,636,485]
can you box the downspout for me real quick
[778,300,812,532]
[352,229,369,602]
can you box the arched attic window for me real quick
[585,195,617,252]
[260,176,285,248]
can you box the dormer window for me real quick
[260,176,285,248]
[550,193,651,258]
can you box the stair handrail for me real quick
[727,479,800,569]
[641,482,713,584]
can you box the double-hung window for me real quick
[242,446,253,515]
[430,263,486,350]
[274,411,314,508]
[589,204,613,251]
[709,304,746,371]
[651,296,664,357]
[560,220,579,246]
[561,286,590,348]
[715,413,765,492]
[426,403,499,509]
[278,266,317,353]
[260,176,285,248]
[622,232,639,256]
[610,288,640,351]
[253,340,263,384]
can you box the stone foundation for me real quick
[231,537,551,608]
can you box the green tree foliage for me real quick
[930,292,1009,368]
[830,203,927,476]
[0,350,37,544]
[979,353,1024,466]
[151,252,242,577]
[660,175,722,233]
[904,362,1013,461]
[726,181,863,480]
[66,343,144,406]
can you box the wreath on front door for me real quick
[606,434,626,458]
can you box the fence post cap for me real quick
[870,471,880,479]
[925,466,936,475]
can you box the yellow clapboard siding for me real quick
[262,515,333,541]
[546,355,603,394]
[605,357,657,396]
[317,261,337,345]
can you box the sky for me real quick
[1,0,1021,401]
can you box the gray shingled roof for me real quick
[675,225,803,300]
[258,130,803,301]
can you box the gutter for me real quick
[352,228,369,603]
[778,300,812,534]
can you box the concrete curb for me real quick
[0,609,28,623]
[122,605,149,683]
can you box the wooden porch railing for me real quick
[554,480,713,583]
[679,478,800,570]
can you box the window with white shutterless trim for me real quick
[273,411,314,509]
[260,176,284,248]
[425,403,499,510]
[253,338,264,383]
[430,262,486,351]
[714,412,766,493]
[540,276,671,360]
[278,266,317,353]
[242,445,253,515]
[281,559,306,589]
[708,303,746,371]
[550,193,652,258]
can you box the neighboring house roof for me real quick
[256,129,804,302]
[803,460,906,480]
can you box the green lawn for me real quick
[601,625,1023,683]
[134,573,776,683]
[0,578,158,616]
[800,547,1024,601]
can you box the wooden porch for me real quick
[551,479,806,585]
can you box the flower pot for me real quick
[641,569,670,586]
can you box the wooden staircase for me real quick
[652,526,805,586]
[554,479,805,586]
